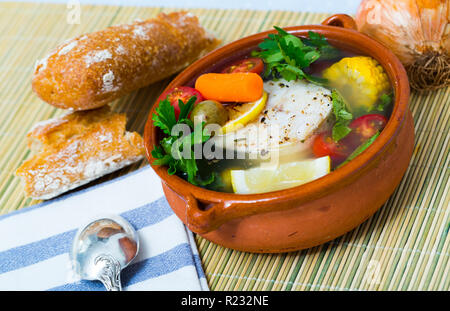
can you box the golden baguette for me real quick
[16,106,145,200]
[32,12,220,111]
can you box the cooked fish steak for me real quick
[214,79,333,158]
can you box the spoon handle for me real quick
[95,254,122,291]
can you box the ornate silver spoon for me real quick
[70,215,139,291]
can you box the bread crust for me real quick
[32,12,219,110]
[16,106,145,200]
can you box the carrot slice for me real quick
[195,73,264,102]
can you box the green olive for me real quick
[190,100,228,126]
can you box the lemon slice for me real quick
[230,156,330,194]
[220,91,268,134]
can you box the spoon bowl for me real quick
[70,215,139,291]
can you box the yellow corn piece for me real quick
[322,56,390,112]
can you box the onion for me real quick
[356,0,449,92]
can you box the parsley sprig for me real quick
[337,131,380,169]
[331,89,353,142]
[376,93,393,111]
[251,27,338,85]
[151,97,214,186]
[305,31,341,60]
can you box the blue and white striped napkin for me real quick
[0,165,208,291]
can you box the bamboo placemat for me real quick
[0,2,448,291]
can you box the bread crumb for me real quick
[133,25,148,39]
[58,40,78,56]
[102,70,118,93]
[35,55,49,73]
[115,45,126,55]
[175,11,195,27]
[84,49,112,67]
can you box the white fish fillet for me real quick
[213,79,333,158]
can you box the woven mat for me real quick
[0,2,448,291]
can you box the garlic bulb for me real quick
[356,0,449,91]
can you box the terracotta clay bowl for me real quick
[144,14,414,253]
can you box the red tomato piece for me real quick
[157,86,204,119]
[313,115,388,168]
[347,114,388,146]
[221,57,264,75]
[312,132,351,163]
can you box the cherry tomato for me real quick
[221,57,264,75]
[157,86,204,119]
[347,114,388,146]
[313,115,388,168]
[312,132,351,163]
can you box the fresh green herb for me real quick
[376,93,393,111]
[251,27,336,85]
[151,96,215,186]
[331,89,353,142]
[305,31,340,60]
[151,99,177,135]
[337,132,380,169]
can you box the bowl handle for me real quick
[185,194,224,234]
[183,191,267,234]
[184,193,246,234]
[321,14,357,30]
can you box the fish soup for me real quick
[151,27,393,194]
